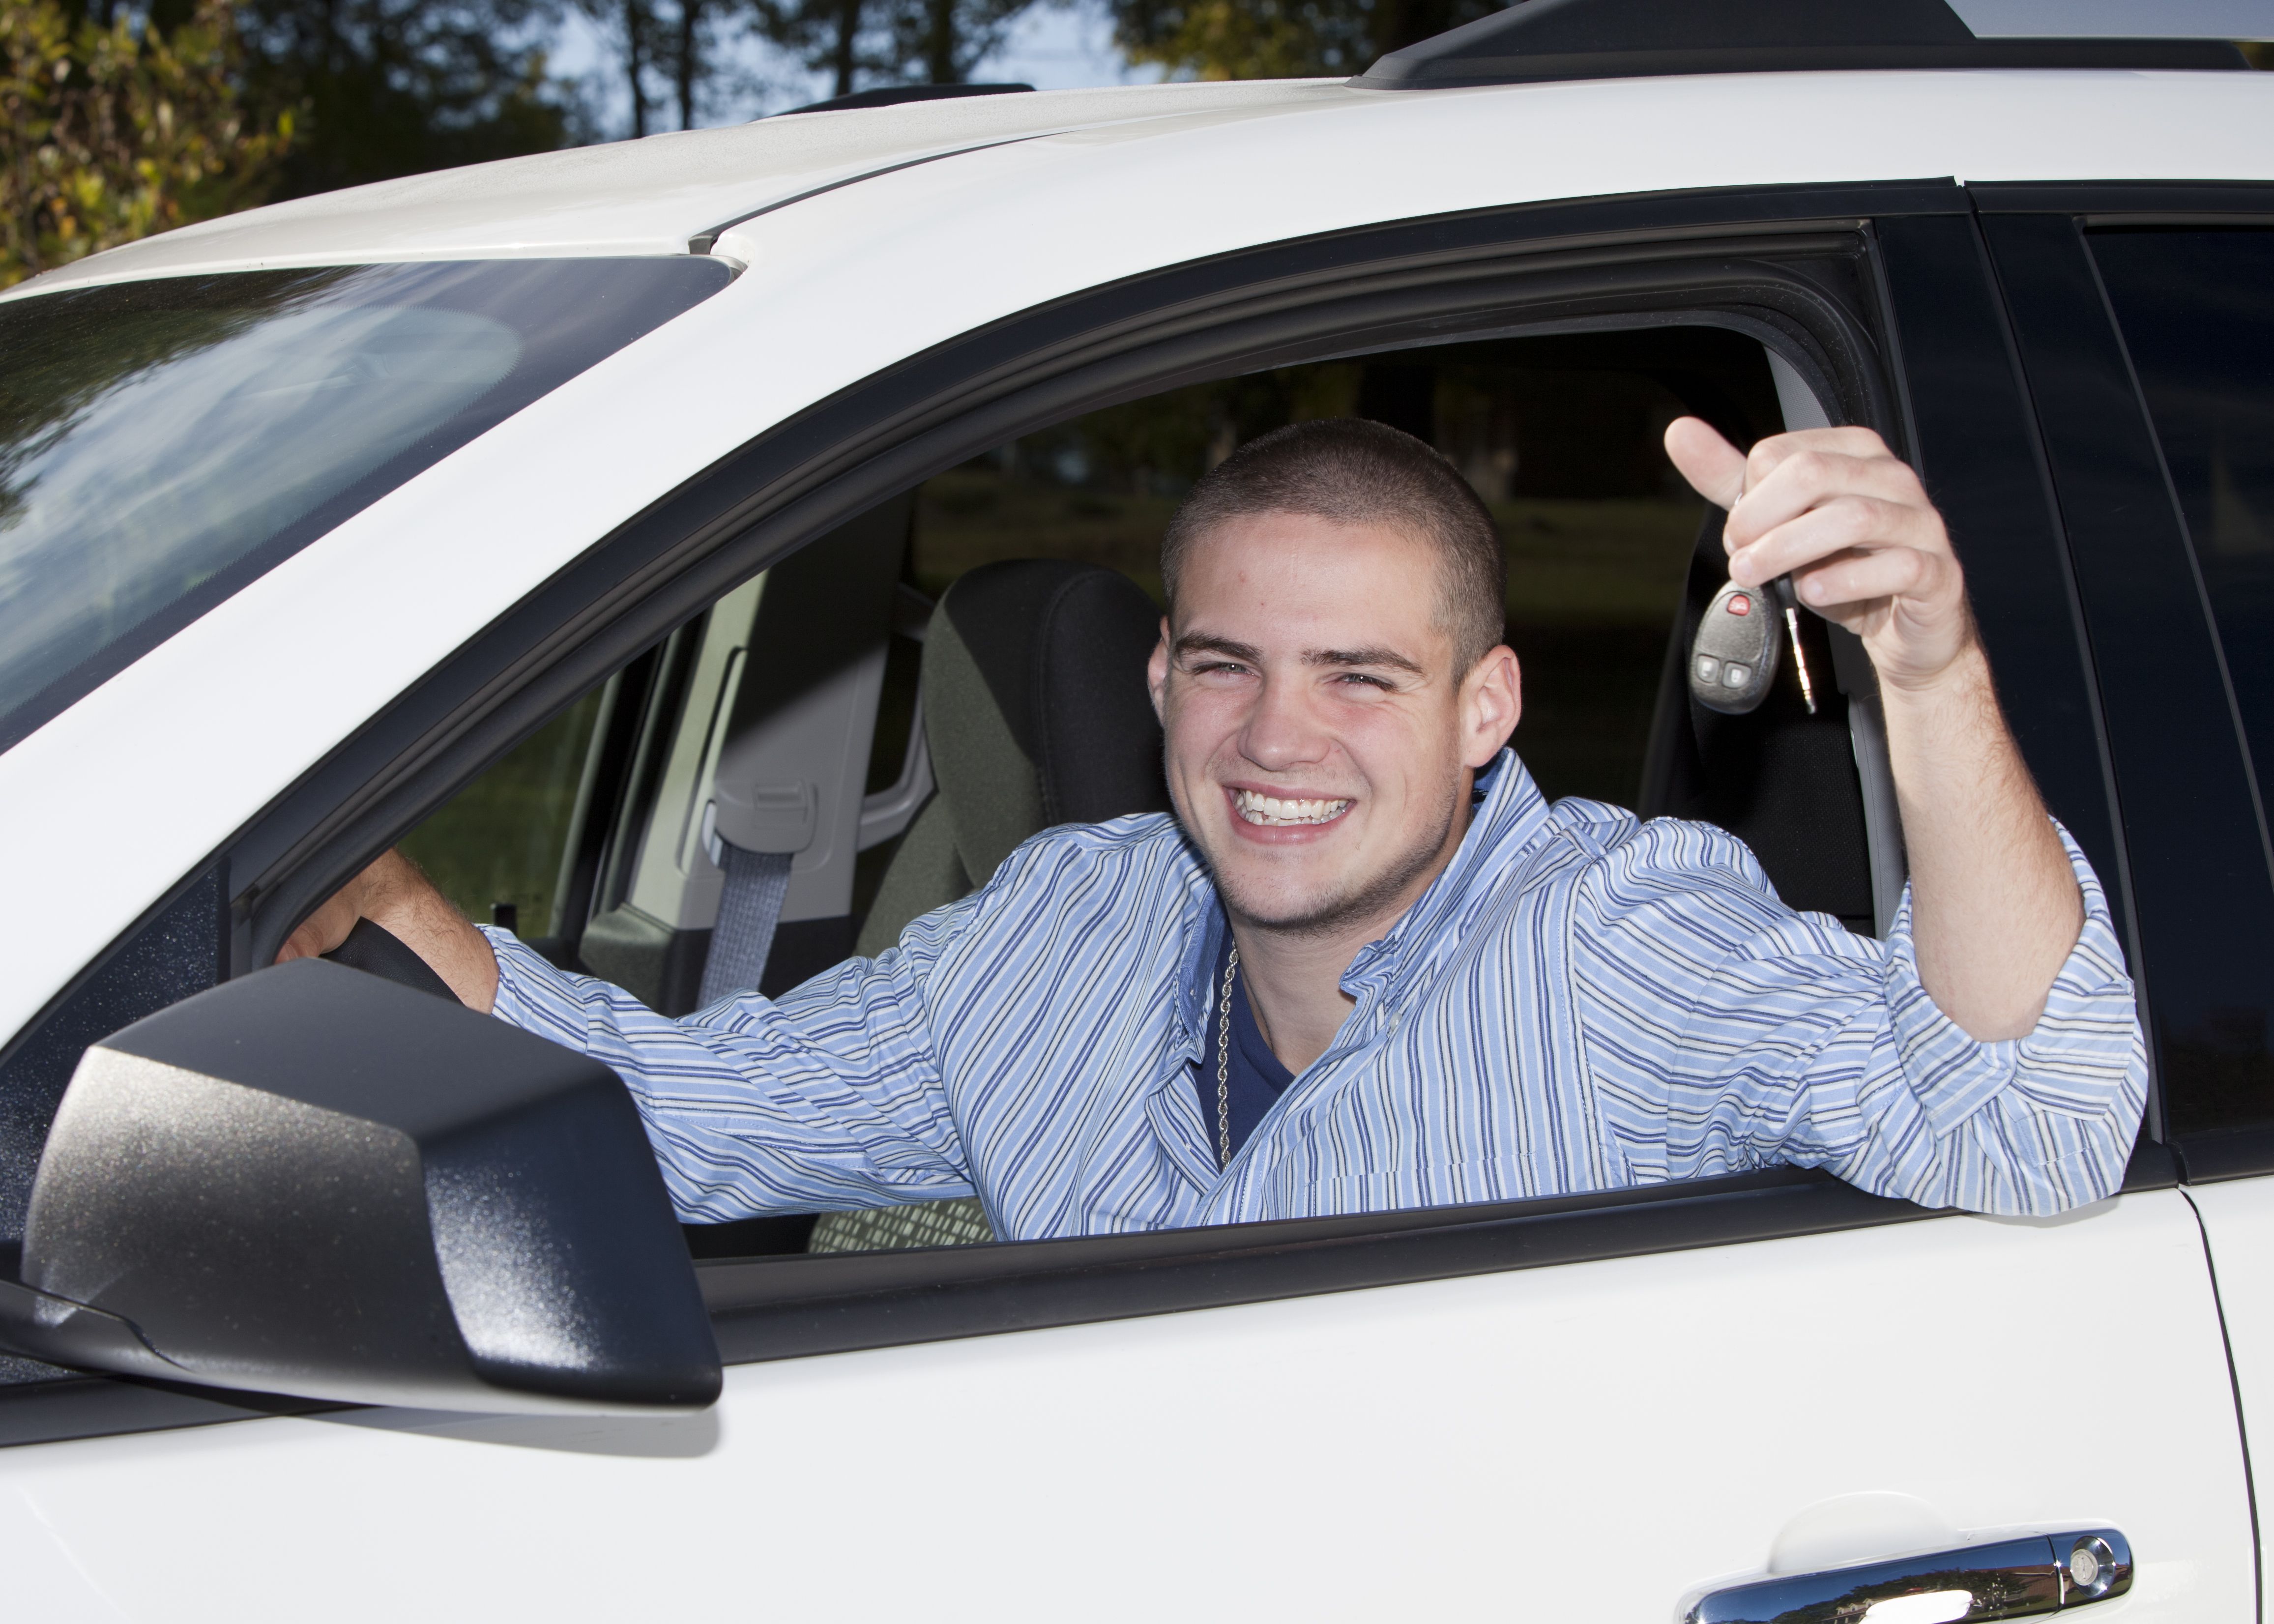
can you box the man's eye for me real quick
[1336,672,1394,690]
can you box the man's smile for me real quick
[1228,787,1354,828]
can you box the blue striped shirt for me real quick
[486,752,2146,1232]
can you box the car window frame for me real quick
[0,176,2161,1448]
[1974,182,2274,1174]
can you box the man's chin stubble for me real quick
[1213,799,1462,943]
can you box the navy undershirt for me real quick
[1196,918,1297,1167]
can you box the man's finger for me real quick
[1742,425,1894,484]
[1793,543,1942,612]
[1728,495,1936,585]
[1725,449,1935,554]
[1663,416,1747,513]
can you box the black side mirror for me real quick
[0,957,719,1413]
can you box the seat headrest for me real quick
[921,560,1171,882]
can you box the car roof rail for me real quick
[1347,0,2254,91]
[775,82,1034,116]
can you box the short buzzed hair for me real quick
[1160,418,1508,673]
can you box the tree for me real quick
[882,0,1027,84]
[237,0,575,197]
[1107,0,1498,80]
[762,0,868,98]
[583,0,751,134]
[1,0,288,286]
[577,0,651,133]
[755,0,1031,98]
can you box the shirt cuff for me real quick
[1877,819,2142,1140]
[479,924,586,1042]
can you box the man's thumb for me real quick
[1663,416,1747,511]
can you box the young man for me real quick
[284,416,2143,1233]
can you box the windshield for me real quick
[0,257,731,754]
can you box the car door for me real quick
[1975,184,2274,1619]
[0,173,2255,1620]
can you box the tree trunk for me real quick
[924,0,953,82]
[623,0,648,137]
[674,0,700,128]
[830,0,860,96]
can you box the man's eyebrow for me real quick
[1174,633,1264,663]
[1305,645,1427,677]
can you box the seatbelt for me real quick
[698,780,816,1006]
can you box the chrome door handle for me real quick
[1683,1528,2130,1623]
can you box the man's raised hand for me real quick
[1662,417,1973,694]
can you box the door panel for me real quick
[0,1195,2244,1621]
[2015,201,2274,1618]
[0,187,2247,1619]
[2181,1178,2274,1603]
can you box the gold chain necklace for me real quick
[1214,944,1239,1171]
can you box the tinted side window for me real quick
[2093,229,2274,1131]
[2094,230,2274,806]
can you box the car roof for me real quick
[2,80,1355,296]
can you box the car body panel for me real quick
[0,1192,2245,1619]
[7,67,2274,304]
[0,60,2263,1623]
[0,81,1352,295]
[2176,1179,2274,1598]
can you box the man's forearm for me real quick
[277,849,501,1012]
[1881,641,2082,1041]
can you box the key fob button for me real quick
[1695,655,1721,683]
[1722,663,1749,687]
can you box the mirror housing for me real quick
[0,958,719,1413]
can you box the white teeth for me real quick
[1233,789,1351,827]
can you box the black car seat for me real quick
[809,558,1171,1252]
[1636,511,1881,932]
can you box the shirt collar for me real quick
[1338,749,1553,996]
[1169,749,1555,1027]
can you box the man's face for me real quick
[1148,511,1519,939]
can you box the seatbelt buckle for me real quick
[705,780,817,866]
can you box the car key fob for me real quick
[1690,578,1781,714]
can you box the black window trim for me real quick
[7,174,2162,1448]
[0,1143,2181,1450]
[1974,180,2274,1180]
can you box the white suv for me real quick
[2,2,2272,1619]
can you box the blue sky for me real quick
[550,1,1164,133]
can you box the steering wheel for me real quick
[321,917,457,1001]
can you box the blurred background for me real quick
[0,0,1508,286]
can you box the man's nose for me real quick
[1237,673,1331,771]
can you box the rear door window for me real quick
[2092,230,2274,812]
[2091,227,2274,1126]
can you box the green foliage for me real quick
[401,689,604,937]
[0,0,287,286]
[237,0,575,198]
[753,0,1038,101]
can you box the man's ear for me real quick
[1147,618,1170,723]
[1459,644,1521,769]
